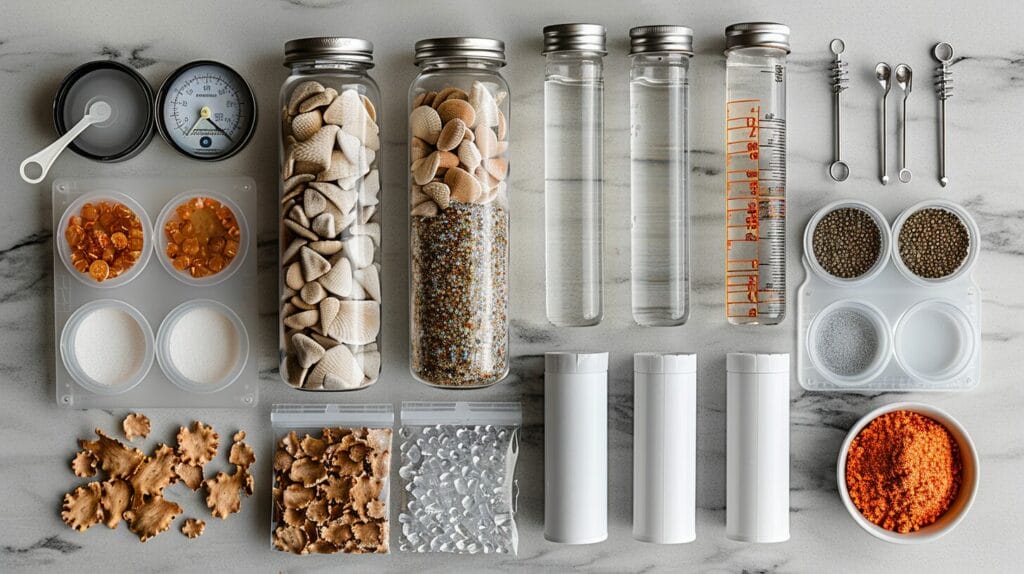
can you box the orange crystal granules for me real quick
[65,201,144,282]
[164,197,240,279]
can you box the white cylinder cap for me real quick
[545,351,609,374]
[634,352,696,374]
[726,352,789,374]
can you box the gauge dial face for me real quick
[157,61,257,161]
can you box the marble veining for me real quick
[1,0,1022,572]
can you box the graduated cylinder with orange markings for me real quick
[723,23,790,325]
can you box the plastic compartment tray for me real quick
[52,177,258,408]
[797,199,981,392]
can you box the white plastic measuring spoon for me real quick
[20,100,112,184]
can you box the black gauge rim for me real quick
[52,60,156,163]
[154,60,258,162]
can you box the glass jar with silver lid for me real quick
[279,37,383,391]
[408,37,511,388]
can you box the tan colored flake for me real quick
[321,427,350,444]
[300,435,327,459]
[351,521,381,547]
[282,483,315,510]
[123,495,182,542]
[307,540,339,554]
[290,457,327,487]
[367,498,386,520]
[129,444,178,498]
[321,520,353,545]
[273,524,307,554]
[283,507,306,527]
[370,449,390,478]
[280,431,301,456]
[273,449,294,472]
[320,475,350,502]
[122,412,151,441]
[177,421,219,466]
[61,482,103,532]
[80,428,144,479]
[232,430,246,442]
[99,479,131,529]
[71,450,96,478]
[181,518,206,539]
[306,498,330,524]
[203,467,252,519]
[229,440,256,469]
[365,428,392,453]
[174,461,204,491]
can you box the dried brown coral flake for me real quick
[80,428,144,479]
[71,450,97,478]
[229,440,256,469]
[130,444,179,499]
[99,479,131,529]
[122,412,151,441]
[182,518,206,539]
[273,525,307,554]
[177,421,219,466]
[174,461,204,491]
[61,482,104,532]
[203,467,252,519]
[123,495,182,542]
[290,457,328,487]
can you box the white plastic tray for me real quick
[52,177,258,408]
[797,199,981,392]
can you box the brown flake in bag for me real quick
[61,482,103,532]
[123,495,182,542]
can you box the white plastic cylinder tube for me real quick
[726,352,790,543]
[544,351,608,544]
[633,352,696,544]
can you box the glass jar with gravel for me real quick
[279,38,383,392]
[892,200,979,286]
[408,37,510,388]
[804,200,891,286]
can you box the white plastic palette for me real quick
[797,199,981,392]
[52,177,258,407]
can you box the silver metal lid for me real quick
[629,25,694,55]
[724,22,791,53]
[284,37,374,67]
[413,37,506,66]
[542,23,607,55]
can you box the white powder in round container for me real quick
[74,306,146,386]
[167,305,239,384]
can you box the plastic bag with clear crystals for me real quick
[398,402,520,554]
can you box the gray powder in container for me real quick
[815,309,880,377]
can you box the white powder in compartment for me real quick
[167,306,240,385]
[73,306,146,386]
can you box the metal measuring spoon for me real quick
[933,42,954,187]
[20,100,112,184]
[895,64,913,183]
[875,63,892,185]
[829,39,850,182]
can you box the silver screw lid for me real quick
[724,22,791,53]
[414,37,506,66]
[542,23,607,55]
[629,25,694,55]
[284,37,374,67]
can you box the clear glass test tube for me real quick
[629,26,693,326]
[543,23,606,327]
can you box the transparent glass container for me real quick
[543,24,606,327]
[629,26,693,326]
[723,23,790,325]
[408,37,510,388]
[278,37,383,391]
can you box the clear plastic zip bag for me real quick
[270,403,393,554]
[398,402,521,554]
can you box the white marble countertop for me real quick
[2,0,1023,572]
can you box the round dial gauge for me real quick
[156,60,257,161]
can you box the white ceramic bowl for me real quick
[837,402,978,543]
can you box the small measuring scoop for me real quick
[895,64,913,183]
[875,63,892,185]
[829,39,850,182]
[20,100,112,184]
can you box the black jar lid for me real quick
[52,60,155,162]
